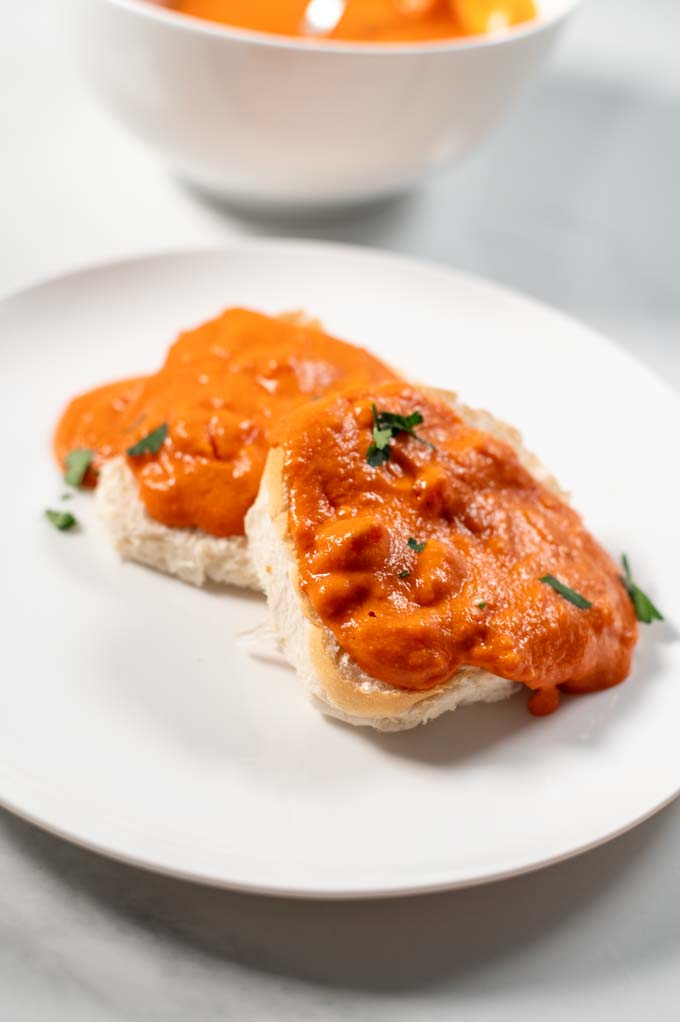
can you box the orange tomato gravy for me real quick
[54,309,396,537]
[276,382,638,713]
[170,0,537,43]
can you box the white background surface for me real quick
[1,0,679,1018]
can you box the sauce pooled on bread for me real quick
[54,309,396,537]
[275,382,638,714]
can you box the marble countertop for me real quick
[2,1,679,1018]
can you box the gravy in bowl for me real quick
[171,0,537,43]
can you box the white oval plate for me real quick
[1,242,678,898]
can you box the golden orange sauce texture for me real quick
[172,0,537,43]
[276,382,638,713]
[54,309,396,537]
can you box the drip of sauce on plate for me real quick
[275,382,638,714]
[54,309,396,537]
[170,0,537,43]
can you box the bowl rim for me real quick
[101,0,585,56]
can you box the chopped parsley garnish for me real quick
[64,448,93,487]
[126,423,168,457]
[366,446,391,468]
[45,508,77,531]
[398,569,410,579]
[366,405,393,467]
[408,537,427,553]
[620,555,663,624]
[375,409,431,441]
[540,574,592,610]
[477,601,487,609]
[366,404,434,466]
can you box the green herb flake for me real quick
[376,409,425,435]
[61,493,72,501]
[398,569,410,579]
[477,601,487,609]
[540,574,592,610]
[620,554,663,624]
[64,448,93,487]
[366,445,391,467]
[365,404,435,466]
[126,423,168,457]
[408,537,427,553]
[45,508,77,531]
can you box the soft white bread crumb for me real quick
[245,390,564,732]
[96,457,260,589]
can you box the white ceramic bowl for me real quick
[71,0,581,208]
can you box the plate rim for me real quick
[0,775,677,900]
[4,236,680,413]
